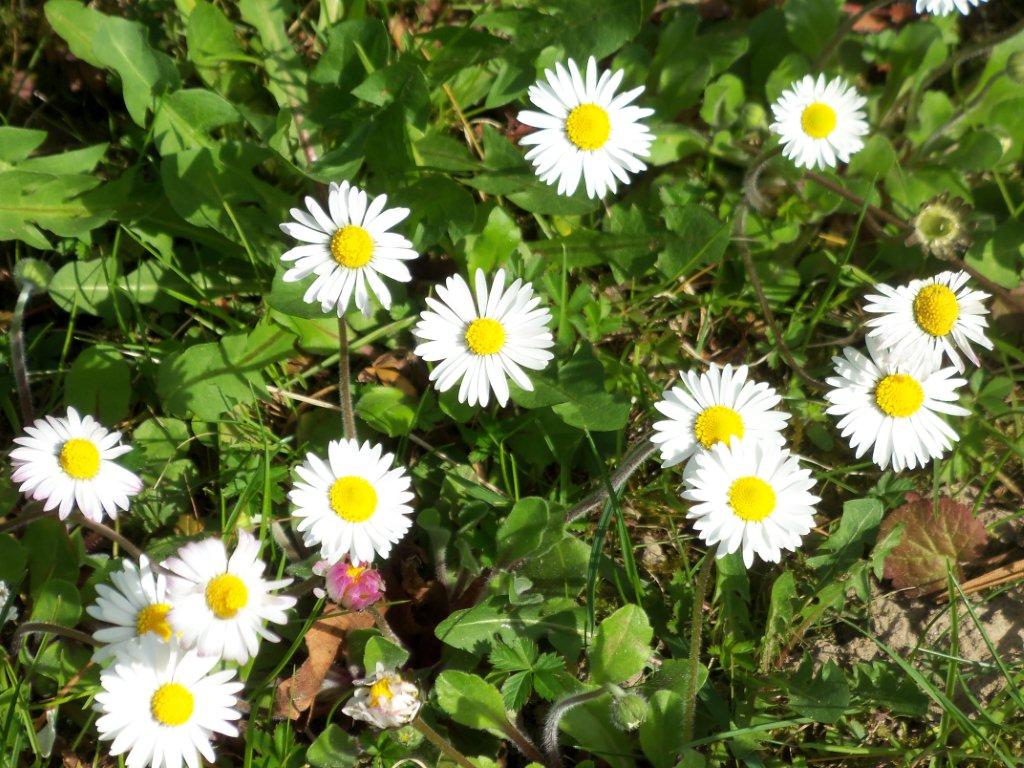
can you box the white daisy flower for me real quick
[651,364,790,470]
[279,181,419,317]
[290,439,414,566]
[413,269,555,408]
[517,56,654,199]
[10,407,142,523]
[163,531,296,664]
[825,338,969,472]
[864,270,992,373]
[769,74,868,170]
[682,439,819,569]
[916,0,987,15]
[342,664,421,729]
[86,556,174,663]
[96,635,242,768]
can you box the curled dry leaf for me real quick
[879,493,988,593]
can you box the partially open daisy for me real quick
[864,270,992,373]
[916,0,987,15]
[825,338,969,472]
[87,556,174,663]
[96,635,242,768]
[413,269,555,407]
[164,531,296,664]
[770,74,868,170]
[313,558,385,610]
[682,439,819,569]
[342,663,421,729]
[651,364,790,470]
[290,439,414,566]
[517,56,654,199]
[10,407,142,523]
[279,181,418,317]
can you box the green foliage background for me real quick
[2,0,1024,766]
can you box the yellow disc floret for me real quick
[59,438,101,480]
[205,573,249,619]
[136,603,173,641]
[329,476,378,523]
[565,103,612,151]
[913,284,959,337]
[727,476,777,522]
[692,405,745,450]
[464,318,506,356]
[150,683,194,727]
[330,225,374,269]
[369,677,394,708]
[874,374,925,418]
[800,102,837,139]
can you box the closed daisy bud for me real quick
[906,194,973,260]
[769,75,868,170]
[10,407,142,523]
[342,664,421,729]
[312,558,385,610]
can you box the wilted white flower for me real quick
[343,664,421,729]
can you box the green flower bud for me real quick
[610,692,648,732]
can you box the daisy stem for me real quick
[73,514,147,563]
[338,317,358,441]
[368,605,405,649]
[10,621,98,656]
[11,282,35,424]
[0,507,49,535]
[413,716,479,768]
[681,552,714,747]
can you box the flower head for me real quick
[413,269,555,407]
[916,0,988,16]
[682,439,819,568]
[279,181,419,318]
[770,75,868,170]
[342,664,421,729]
[290,440,414,566]
[95,635,242,768]
[517,56,654,199]
[313,558,386,610]
[907,194,973,259]
[86,556,174,663]
[163,531,296,664]
[10,407,142,523]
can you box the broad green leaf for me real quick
[306,724,358,768]
[0,127,48,164]
[153,89,241,155]
[65,346,132,423]
[788,657,850,724]
[806,497,884,578]
[434,671,512,738]
[355,386,418,437]
[29,579,81,628]
[639,690,686,768]
[467,206,522,274]
[589,604,652,684]
[560,695,633,768]
[49,258,122,316]
[0,534,28,588]
[363,636,410,672]
[0,170,107,249]
[784,0,842,60]
[496,497,564,565]
[22,518,79,600]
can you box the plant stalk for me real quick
[681,553,714,746]
[11,283,35,424]
[413,716,478,768]
[338,317,357,441]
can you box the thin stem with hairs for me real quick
[681,553,714,746]
[338,318,358,441]
[10,622,99,657]
[543,688,608,768]
[412,717,479,768]
[11,283,35,424]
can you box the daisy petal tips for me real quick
[916,0,988,16]
[769,74,868,170]
[413,269,555,408]
[517,56,654,199]
[10,406,142,523]
[279,181,419,318]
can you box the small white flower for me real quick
[682,439,819,569]
[770,74,868,170]
[163,531,296,664]
[95,635,242,768]
[279,181,419,317]
[290,439,414,566]
[10,407,142,523]
[86,556,173,663]
[864,270,992,373]
[517,56,654,199]
[413,269,555,407]
[0,581,18,625]
[825,338,969,472]
[651,364,790,470]
[916,0,987,15]
[342,664,421,729]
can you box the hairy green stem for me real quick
[11,622,98,656]
[338,317,357,441]
[543,688,607,768]
[565,430,657,523]
[11,283,35,424]
[73,514,148,563]
[681,553,714,746]
[413,716,478,768]
[0,508,50,536]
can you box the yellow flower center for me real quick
[150,683,194,727]
[369,678,394,708]
[727,476,776,522]
[913,284,959,337]
[801,102,837,139]
[329,476,378,523]
[136,603,173,641]
[58,438,101,480]
[692,405,745,450]
[346,565,366,579]
[565,103,611,151]
[874,374,925,418]
[205,573,249,619]
[464,318,506,356]
[330,225,374,269]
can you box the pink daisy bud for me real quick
[313,559,385,610]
